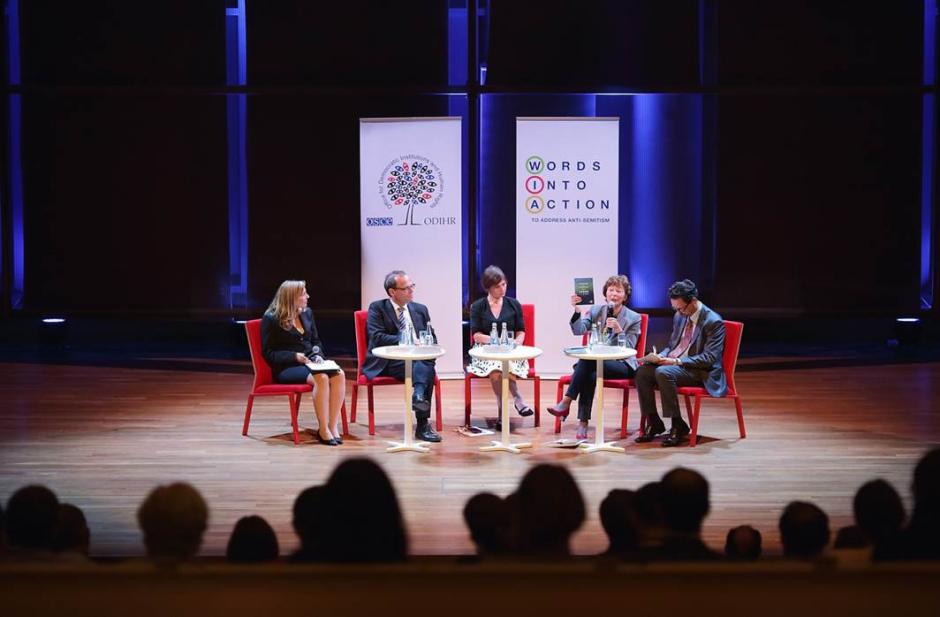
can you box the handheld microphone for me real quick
[606,304,615,338]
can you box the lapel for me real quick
[383,299,400,332]
[408,303,423,331]
[687,305,709,353]
[300,309,312,336]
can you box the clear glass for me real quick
[618,332,627,348]
[507,330,515,349]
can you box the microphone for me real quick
[606,304,615,339]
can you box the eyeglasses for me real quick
[394,284,416,291]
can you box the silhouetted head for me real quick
[319,458,407,562]
[779,501,830,560]
[52,503,90,555]
[725,525,762,561]
[514,464,585,557]
[6,485,60,550]
[660,468,710,534]
[463,492,510,555]
[137,482,208,564]
[226,515,279,563]
[292,485,325,553]
[912,447,940,525]
[599,489,639,553]
[853,479,905,546]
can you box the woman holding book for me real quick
[467,265,535,421]
[261,280,346,446]
[546,274,641,440]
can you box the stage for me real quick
[0,357,937,557]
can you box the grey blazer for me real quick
[660,302,727,398]
[570,304,642,370]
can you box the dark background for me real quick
[1,0,936,324]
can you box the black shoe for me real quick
[661,425,691,448]
[635,418,666,443]
[316,431,339,446]
[412,392,431,414]
[515,404,534,418]
[333,434,343,445]
[415,423,442,443]
[494,420,502,431]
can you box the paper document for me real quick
[305,360,341,372]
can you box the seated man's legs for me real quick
[652,364,702,424]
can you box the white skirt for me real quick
[467,356,530,379]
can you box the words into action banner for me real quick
[360,117,463,377]
[516,117,620,376]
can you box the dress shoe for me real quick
[545,404,570,420]
[415,423,442,443]
[661,425,691,448]
[514,403,534,418]
[635,418,666,443]
[333,434,343,445]
[316,431,339,446]
[575,423,589,440]
[412,392,431,414]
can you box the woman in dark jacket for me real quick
[262,280,345,445]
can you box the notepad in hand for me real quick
[305,359,341,372]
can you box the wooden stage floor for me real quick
[1,360,938,557]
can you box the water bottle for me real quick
[489,322,498,346]
[499,322,508,348]
[589,323,599,349]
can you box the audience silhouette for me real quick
[2,447,938,565]
[779,501,830,561]
[226,515,279,563]
[137,483,208,566]
[52,503,91,561]
[725,525,762,561]
[4,485,59,562]
[512,464,585,558]
[463,492,510,557]
[316,458,407,562]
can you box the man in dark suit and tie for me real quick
[635,279,726,447]
[363,270,441,442]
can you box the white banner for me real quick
[360,117,463,377]
[516,117,620,376]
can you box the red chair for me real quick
[242,319,348,446]
[349,310,443,435]
[678,320,746,447]
[463,303,541,427]
[554,313,649,438]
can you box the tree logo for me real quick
[378,155,444,226]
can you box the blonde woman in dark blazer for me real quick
[261,280,345,446]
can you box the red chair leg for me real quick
[242,394,255,436]
[340,401,349,436]
[689,394,702,447]
[367,384,375,436]
[620,389,629,439]
[683,395,694,424]
[290,393,301,445]
[533,376,541,427]
[734,396,746,438]
[434,378,443,432]
[554,380,564,434]
[464,374,472,426]
[350,383,358,423]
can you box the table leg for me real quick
[387,358,431,453]
[580,358,625,453]
[480,359,531,454]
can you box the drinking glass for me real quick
[507,331,515,350]
[617,332,627,348]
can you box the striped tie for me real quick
[397,306,407,331]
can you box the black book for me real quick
[574,277,595,305]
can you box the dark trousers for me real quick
[377,359,436,423]
[635,363,704,420]
[565,359,636,421]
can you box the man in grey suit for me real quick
[635,279,726,447]
[363,270,441,443]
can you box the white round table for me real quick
[468,344,542,454]
[371,345,446,453]
[562,345,637,453]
